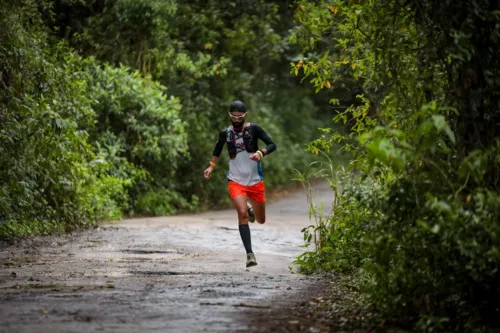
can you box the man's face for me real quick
[229,111,246,127]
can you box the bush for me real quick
[83,58,190,216]
[0,5,120,238]
[297,117,500,331]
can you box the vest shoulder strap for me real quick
[226,123,252,142]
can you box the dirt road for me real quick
[0,182,334,333]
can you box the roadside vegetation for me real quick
[291,1,500,332]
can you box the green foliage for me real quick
[83,59,189,215]
[292,0,500,332]
[0,2,120,238]
[135,188,199,216]
[294,167,377,274]
[78,0,226,81]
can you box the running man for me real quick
[204,100,277,267]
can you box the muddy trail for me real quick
[0,183,334,333]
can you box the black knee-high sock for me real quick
[238,224,253,254]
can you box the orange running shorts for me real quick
[228,181,266,203]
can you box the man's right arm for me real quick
[212,130,226,157]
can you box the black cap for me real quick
[229,100,246,113]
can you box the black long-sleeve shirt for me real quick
[212,123,277,157]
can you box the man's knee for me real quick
[237,208,249,219]
[257,215,266,224]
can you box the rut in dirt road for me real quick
[0,182,333,333]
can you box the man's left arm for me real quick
[254,124,276,156]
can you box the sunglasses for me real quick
[228,112,247,119]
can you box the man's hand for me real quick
[204,166,214,179]
[249,152,262,161]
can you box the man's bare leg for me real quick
[249,198,266,224]
[232,195,250,225]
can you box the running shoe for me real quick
[246,253,257,267]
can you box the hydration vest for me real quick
[227,122,253,159]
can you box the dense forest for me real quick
[1,0,499,332]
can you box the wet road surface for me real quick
[0,182,333,333]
